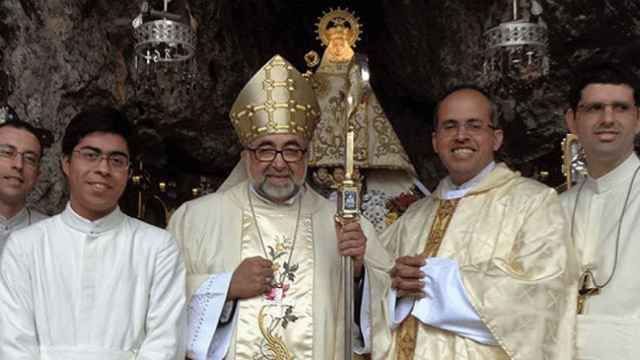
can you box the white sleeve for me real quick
[388,288,415,329]
[186,272,236,360]
[411,257,497,345]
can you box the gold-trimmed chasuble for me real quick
[235,194,315,359]
[395,198,460,360]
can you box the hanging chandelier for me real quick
[132,0,197,93]
[482,0,549,88]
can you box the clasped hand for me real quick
[391,255,427,298]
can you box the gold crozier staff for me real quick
[335,55,371,360]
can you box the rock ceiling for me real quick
[1,0,639,213]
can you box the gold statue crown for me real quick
[229,55,321,145]
[316,7,362,48]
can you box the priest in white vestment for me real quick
[0,106,186,360]
[168,55,394,360]
[0,108,48,252]
[381,86,577,359]
[562,62,640,360]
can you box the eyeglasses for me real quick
[577,102,637,116]
[73,148,130,170]
[437,119,497,136]
[246,147,307,163]
[0,144,40,168]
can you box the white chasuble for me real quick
[382,163,577,360]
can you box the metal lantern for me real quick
[483,0,549,88]
[132,0,197,92]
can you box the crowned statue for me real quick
[305,8,427,232]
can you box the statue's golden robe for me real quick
[380,164,577,359]
[169,181,394,359]
[308,57,422,233]
[309,59,415,177]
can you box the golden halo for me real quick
[315,7,362,48]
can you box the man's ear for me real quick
[634,107,640,136]
[61,155,70,177]
[431,132,438,154]
[492,129,504,152]
[565,108,577,135]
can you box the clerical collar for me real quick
[61,202,125,235]
[442,161,496,200]
[249,184,305,206]
[0,206,29,230]
[586,153,640,194]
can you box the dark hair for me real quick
[432,84,499,128]
[0,105,51,152]
[62,106,134,157]
[569,62,640,111]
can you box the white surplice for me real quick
[0,206,47,254]
[561,152,640,360]
[0,203,187,360]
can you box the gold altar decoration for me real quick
[229,55,321,146]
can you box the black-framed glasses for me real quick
[246,147,307,163]
[73,148,130,170]
[0,144,40,168]
[437,119,497,136]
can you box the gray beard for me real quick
[257,180,300,201]
[249,165,307,203]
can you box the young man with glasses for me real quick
[380,86,577,359]
[0,106,186,359]
[168,55,393,359]
[0,105,48,252]
[561,62,640,359]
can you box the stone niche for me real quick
[1,0,640,221]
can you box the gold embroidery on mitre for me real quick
[229,55,320,145]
